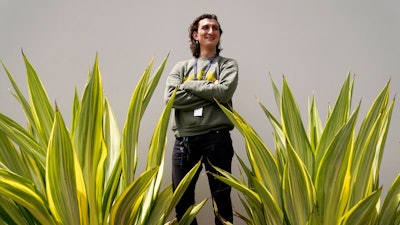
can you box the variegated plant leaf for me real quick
[315,105,359,224]
[315,74,353,167]
[280,77,314,176]
[0,169,56,225]
[379,173,400,225]
[46,107,82,225]
[109,167,158,225]
[340,188,381,225]
[349,82,393,207]
[72,55,105,224]
[282,141,317,225]
[120,58,152,187]
[23,52,54,149]
[140,89,175,224]
[307,96,323,152]
[178,199,208,225]
[217,102,282,206]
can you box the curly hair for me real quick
[189,14,223,57]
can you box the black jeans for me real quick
[172,129,234,225]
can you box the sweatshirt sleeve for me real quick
[164,61,212,110]
[180,58,238,103]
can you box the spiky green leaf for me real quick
[281,77,314,175]
[283,141,317,225]
[0,169,55,225]
[22,52,54,149]
[109,167,158,225]
[46,107,84,225]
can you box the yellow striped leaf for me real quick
[46,107,82,224]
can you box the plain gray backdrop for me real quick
[1,1,399,224]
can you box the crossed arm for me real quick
[165,59,238,110]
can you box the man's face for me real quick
[193,18,221,49]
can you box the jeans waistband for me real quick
[177,128,230,141]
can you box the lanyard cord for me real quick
[193,55,216,80]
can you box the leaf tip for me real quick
[55,101,59,112]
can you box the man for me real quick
[165,13,239,225]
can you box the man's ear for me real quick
[192,31,198,40]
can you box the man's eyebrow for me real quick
[201,24,219,28]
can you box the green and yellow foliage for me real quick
[0,52,399,225]
[0,53,203,225]
[214,74,400,225]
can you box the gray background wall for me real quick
[1,1,399,224]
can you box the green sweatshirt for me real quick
[165,55,239,137]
